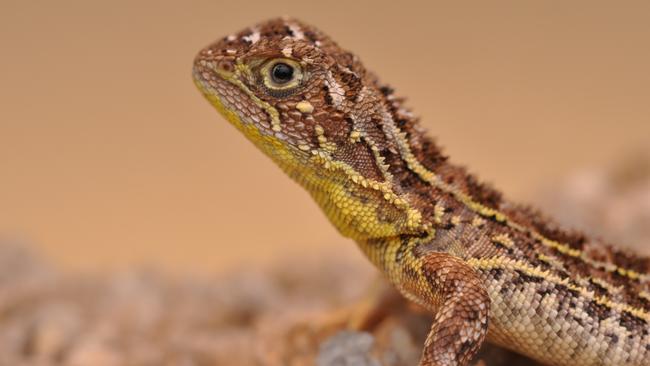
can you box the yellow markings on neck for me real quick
[314,124,337,152]
[308,148,424,239]
[349,130,362,143]
[356,131,394,186]
[433,202,445,224]
[467,256,650,322]
[492,233,514,248]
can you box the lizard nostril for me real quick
[217,59,235,73]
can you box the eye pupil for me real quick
[271,63,294,84]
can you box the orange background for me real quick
[1,1,649,274]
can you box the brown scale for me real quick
[334,140,385,182]
[507,205,649,310]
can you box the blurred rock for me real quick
[66,338,122,366]
[539,153,650,254]
[316,331,380,366]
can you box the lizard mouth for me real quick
[192,63,273,135]
[193,58,311,159]
[193,60,312,166]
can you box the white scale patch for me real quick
[287,22,304,40]
[325,71,345,108]
[242,28,260,44]
[281,47,293,57]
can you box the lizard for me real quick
[192,17,650,366]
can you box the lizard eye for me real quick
[271,63,294,84]
[260,58,304,96]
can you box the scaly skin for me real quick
[192,18,650,366]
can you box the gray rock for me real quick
[317,331,381,366]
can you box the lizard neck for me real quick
[281,146,427,243]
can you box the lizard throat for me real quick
[194,76,424,242]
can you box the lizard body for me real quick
[192,18,650,366]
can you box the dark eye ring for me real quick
[271,63,294,84]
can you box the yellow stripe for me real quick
[383,117,648,283]
[467,257,650,322]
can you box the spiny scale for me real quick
[193,17,650,366]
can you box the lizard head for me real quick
[193,18,427,241]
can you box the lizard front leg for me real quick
[396,252,491,366]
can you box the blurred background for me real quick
[1,0,649,275]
